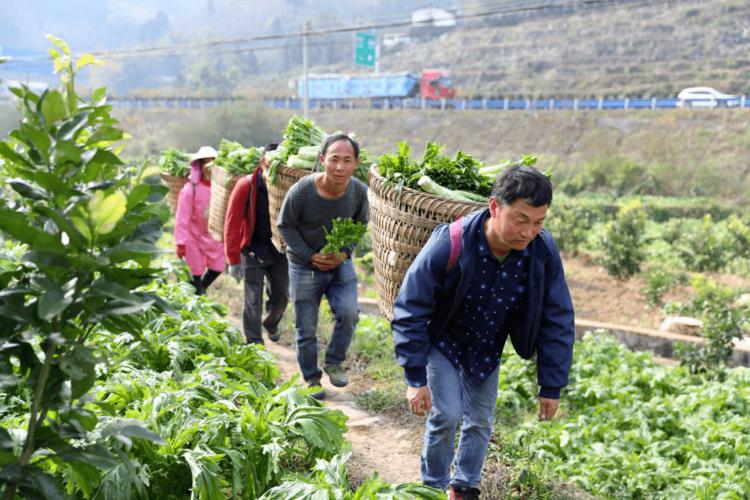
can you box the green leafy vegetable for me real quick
[320,217,367,254]
[214,138,263,175]
[158,147,191,176]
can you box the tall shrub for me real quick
[0,36,168,499]
[598,200,646,280]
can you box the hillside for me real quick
[371,0,750,97]
[103,105,750,202]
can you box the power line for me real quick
[1,0,672,63]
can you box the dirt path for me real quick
[261,340,423,486]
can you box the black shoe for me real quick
[449,486,480,500]
[263,316,280,342]
[307,378,325,400]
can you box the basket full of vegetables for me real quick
[369,141,532,320]
[158,147,191,213]
[208,139,263,242]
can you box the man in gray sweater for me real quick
[277,134,369,398]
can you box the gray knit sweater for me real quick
[277,174,368,266]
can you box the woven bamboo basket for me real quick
[368,165,485,320]
[267,165,314,250]
[160,172,189,214]
[208,167,243,242]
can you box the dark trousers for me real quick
[241,249,289,344]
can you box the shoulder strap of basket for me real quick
[446,216,464,271]
[245,173,253,219]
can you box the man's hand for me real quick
[176,244,186,259]
[406,386,432,416]
[539,397,559,421]
[227,264,242,282]
[310,252,346,272]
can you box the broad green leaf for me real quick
[56,109,90,141]
[104,241,160,263]
[31,206,87,248]
[85,127,127,148]
[101,420,165,444]
[26,467,66,500]
[71,216,92,242]
[38,282,69,320]
[19,122,52,154]
[91,87,107,103]
[23,250,70,269]
[31,171,71,197]
[53,139,81,165]
[9,180,47,200]
[100,299,154,316]
[88,191,126,235]
[90,279,146,304]
[41,90,67,124]
[60,347,98,399]
[0,142,33,168]
[0,208,61,250]
[127,183,151,209]
[83,149,124,176]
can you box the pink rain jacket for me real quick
[174,164,225,274]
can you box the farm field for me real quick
[2,41,750,499]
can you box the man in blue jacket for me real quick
[391,165,575,500]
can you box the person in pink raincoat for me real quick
[174,146,225,295]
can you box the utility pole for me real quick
[375,33,380,75]
[302,20,310,118]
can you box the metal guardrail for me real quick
[3,95,747,111]
[263,95,749,111]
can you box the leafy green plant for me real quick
[598,200,646,279]
[0,36,168,498]
[490,334,750,498]
[377,141,494,197]
[157,147,190,176]
[640,266,680,307]
[259,452,443,499]
[668,276,745,375]
[214,138,263,175]
[321,217,367,255]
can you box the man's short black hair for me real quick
[264,142,279,153]
[320,133,359,159]
[491,165,552,207]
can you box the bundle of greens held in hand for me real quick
[214,138,263,175]
[320,217,367,254]
[158,147,191,176]
[377,141,539,202]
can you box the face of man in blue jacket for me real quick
[485,196,548,257]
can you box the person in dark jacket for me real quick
[224,143,289,345]
[391,165,575,499]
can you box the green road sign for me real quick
[355,32,376,67]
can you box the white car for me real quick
[677,87,740,108]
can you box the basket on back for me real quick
[367,165,485,320]
[160,173,189,214]
[267,165,313,251]
[208,167,242,242]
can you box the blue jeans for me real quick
[421,346,500,490]
[289,259,359,382]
